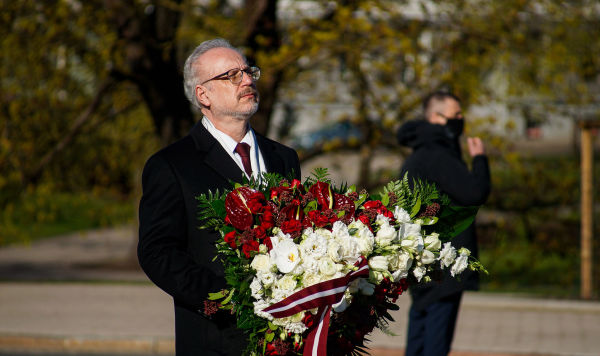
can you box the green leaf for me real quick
[410,198,421,218]
[207,290,227,300]
[381,192,390,206]
[265,330,275,342]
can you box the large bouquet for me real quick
[197,169,485,356]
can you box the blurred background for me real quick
[1,0,599,355]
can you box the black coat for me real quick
[397,120,490,310]
[138,122,301,355]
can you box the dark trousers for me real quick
[405,292,462,356]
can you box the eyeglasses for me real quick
[201,66,261,85]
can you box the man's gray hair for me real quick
[183,38,243,109]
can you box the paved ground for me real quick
[1,226,599,356]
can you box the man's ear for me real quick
[196,85,210,107]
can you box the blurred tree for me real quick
[1,0,599,202]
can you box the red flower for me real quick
[260,204,276,229]
[357,214,370,226]
[242,239,260,258]
[279,200,303,221]
[281,219,302,236]
[225,187,257,230]
[246,192,266,214]
[224,231,237,249]
[362,200,394,218]
[309,181,332,209]
[263,236,273,251]
[253,225,267,240]
[307,210,330,227]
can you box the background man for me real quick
[138,38,301,356]
[396,91,491,356]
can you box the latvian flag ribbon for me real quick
[262,257,370,356]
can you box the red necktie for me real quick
[235,142,252,177]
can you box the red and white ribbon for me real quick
[263,257,369,355]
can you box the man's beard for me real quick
[214,90,259,119]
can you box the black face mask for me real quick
[444,118,464,138]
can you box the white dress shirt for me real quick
[201,116,267,180]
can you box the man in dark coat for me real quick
[397,92,491,356]
[138,38,301,356]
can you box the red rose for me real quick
[246,192,266,214]
[242,239,259,258]
[309,181,332,209]
[281,219,302,235]
[362,199,394,218]
[290,179,303,190]
[263,236,273,251]
[357,214,371,226]
[307,210,329,227]
[260,205,276,229]
[253,225,267,240]
[224,231,237,249]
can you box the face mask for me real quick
[445,118,464,138]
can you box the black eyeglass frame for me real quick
[201,66,261,85]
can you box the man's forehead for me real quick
[199,47,246,74]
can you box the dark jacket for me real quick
[138,122,301,355]
[397,120,490,310]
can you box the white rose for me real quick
[394,206,411,223]
[270,239,301,273]
[327,240,343,262]
[413,265,426,282]
[318,257,338,276]
[439,242,457,268]
[420,249,436,265]
[424,233,442,251]
[315,228,334,240]
[275,274,298,291]
[451,249,471,276]
[302,271,322,287]
[391,269,408,281]
[300,231,328,259]
[375,215,398,247]
[250,278,263,299]
[405,223,422,237]
[369,255,389,271]
[401,234,424,253]
[300,255,319,275]
[257,270,275,286]
[332,220,351,239]
[388,251,413,272]
[336,235,360,264]
[250,254,273,272]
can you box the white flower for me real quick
[270,239,300,273]
[327,240,343,262]
[349,220,375,256]
[394,206,411,223]
[424,233,442,251]
[400,223,421,239]
[332,220,351,239]
[420,249,436,265]
[375,215,398,247]
[300,255,319,275]
[439,242,457,268]
[318,257,338,276]
[413,266,426,282]
[369,270,385,284]
[253,300,273,320]
[257,270,276,286]
[275,274,298,291]
[301,270,322,287]
[335,235,360,264]
[299,231,328,259]
[400,234,424,253]
[369,255,389,271]
[250,278,263,299]
[391,269,408,281]
[451,249,471,276]
[388,251,413,273]
[272,313,307,334]
[250,254,273,272]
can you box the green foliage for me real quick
[0,184,134,246]
[196,189,228,231]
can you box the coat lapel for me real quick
[190,123,246,183]
[256,134,286,176]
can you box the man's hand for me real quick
[467,137,485,157]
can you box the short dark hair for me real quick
[423,91,461,118]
